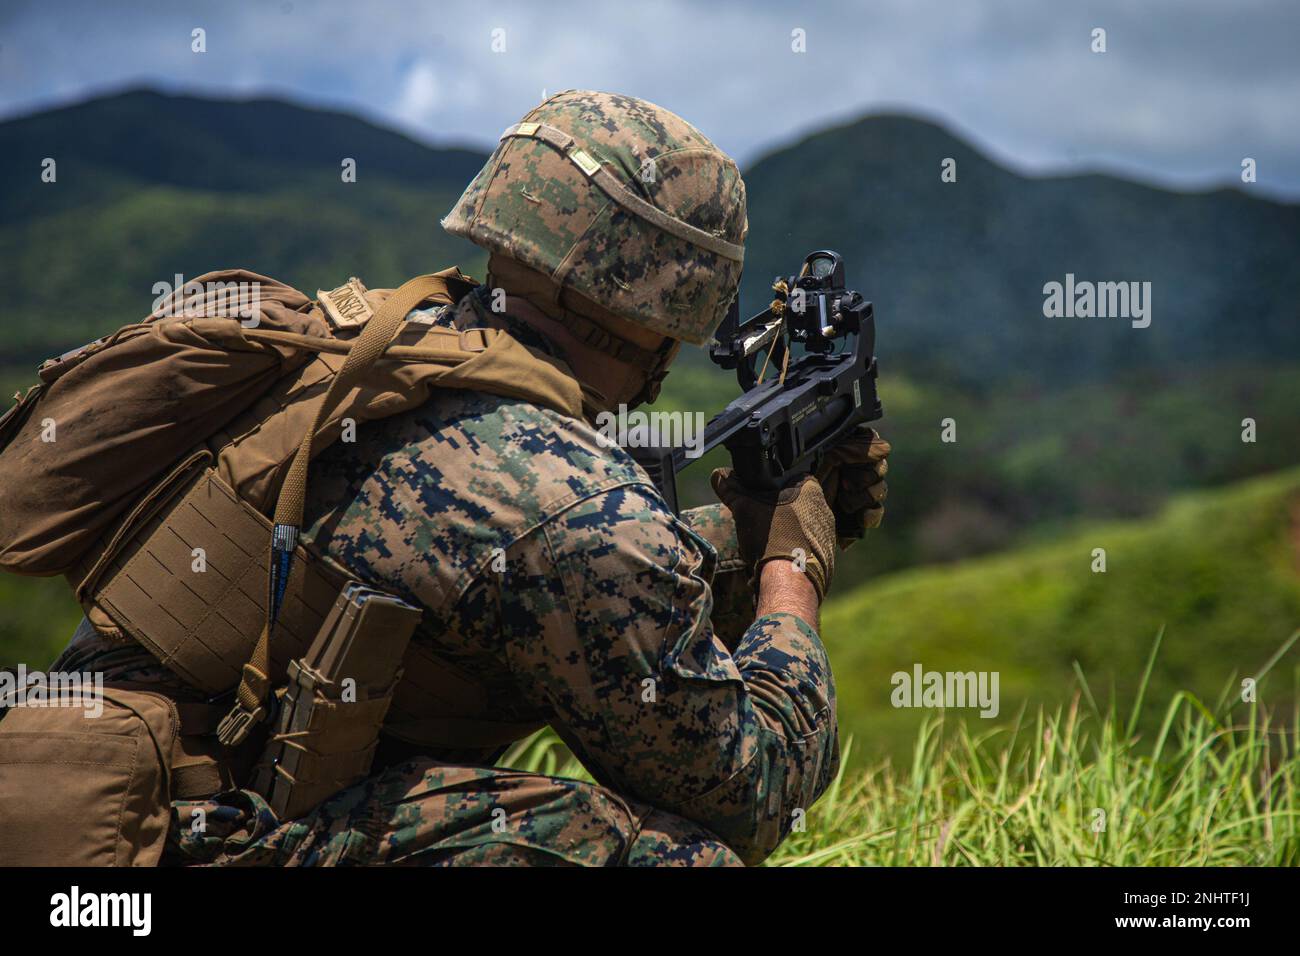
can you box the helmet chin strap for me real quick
[487,254,678,409]
[626,339,676,407]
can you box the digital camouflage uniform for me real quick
[54,295,838,867]
[46,91,841,866]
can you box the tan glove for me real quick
[709,470,837,601]
[815,426,891,548]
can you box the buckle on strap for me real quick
[217,660,275,747]
[216,700,268,747]
[458,328,491,352]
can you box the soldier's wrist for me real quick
[755,559,820,629]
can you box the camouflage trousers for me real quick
[167,758,742,867]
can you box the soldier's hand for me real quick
[815,426,890,549]
[710,469,837,602]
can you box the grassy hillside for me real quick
[662,360,1300,582]
[505,684,1300,866]
[769,693,1300,866]
[821,468,1300,758]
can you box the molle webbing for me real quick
[220,274,519,743]
[499,122,745,263]
[72,459,346,696]
[69,462,541,757]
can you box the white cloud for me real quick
[1,0,1297,196]
[396,60,440,125]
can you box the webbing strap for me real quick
[275,274,489,531]
[241,326,492,360]
[218,273,492,746]
[500,122,744,263]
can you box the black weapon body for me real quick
[630,250,882,536]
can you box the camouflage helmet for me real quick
[442,90,747,345]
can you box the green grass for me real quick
[820,467,1300,761]
[502,629,1300,866]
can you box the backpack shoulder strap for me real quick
[217,270,485,745]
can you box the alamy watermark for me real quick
[49,886,151,936]
[891,663,1000,718]
[1042,274,1151,329]
[594,403,706,458]
[0,664,104,718]
[151,274,263,325]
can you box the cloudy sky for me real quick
[2,0,1297,197]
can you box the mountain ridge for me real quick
[2,88,1296,389]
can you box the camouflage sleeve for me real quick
[678,503,743,569]
[498,486,839,865]
[678,503,754,650]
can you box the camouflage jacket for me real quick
[295,289,840,864]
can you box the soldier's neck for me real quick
[502,295,658,411]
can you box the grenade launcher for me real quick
[629,249,883,539]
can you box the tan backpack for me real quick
[0,266,593,742]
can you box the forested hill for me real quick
[2,89,1296,391]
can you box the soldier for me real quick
[50,90,890,866]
